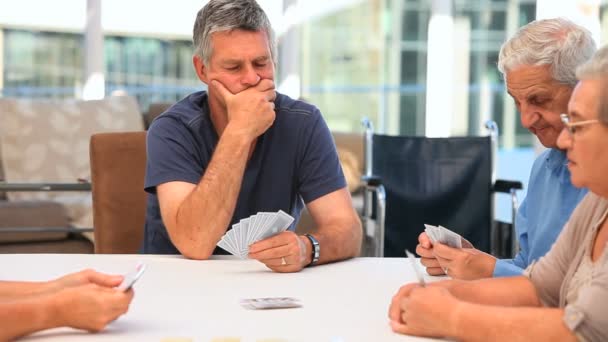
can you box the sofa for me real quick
[0,96,145,253]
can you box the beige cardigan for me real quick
[526,192,608,341]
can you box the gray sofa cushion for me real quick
[0,200,70,242]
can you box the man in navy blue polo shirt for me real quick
[142,0,362,272]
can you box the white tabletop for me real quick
[2,254,444,342]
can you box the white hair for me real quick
[193,0,277,66]
[576,45,608,124]
[498,18,596,85]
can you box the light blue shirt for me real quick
[493,148,588,277]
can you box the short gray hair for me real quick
[576,45,608,124]
[498,18,596,86]
[193,0,277,66]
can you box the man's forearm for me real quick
[312,215,362,264]
[170,129,251,259]
[449,276,540,307]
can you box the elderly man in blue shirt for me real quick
[417,18,594,279]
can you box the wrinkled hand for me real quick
[47,269,124,293]
[248,231,308,273]
[432,243,496,280]
[390,286,461,338]
[388,283,421,323]
[388,279,455,324]
[54,284,134,332]
[416,232,475,277]
[211,78,276,141]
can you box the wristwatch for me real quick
[304,234,320,266]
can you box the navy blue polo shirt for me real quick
[142,91,346,254]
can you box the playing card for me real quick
[255,210,294,241]
[424,224,439,243]
[226,223,240,255]
[438,225,462,248]
[423,223,463,248]
[217,211,294,258]
[249,212,273,244]
[246,213,260,245]
[239,297,302,310]
[217,238,235,255]
[239,218,250,258]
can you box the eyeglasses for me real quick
[560,113,599,136]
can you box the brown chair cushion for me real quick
[90,132,147,253]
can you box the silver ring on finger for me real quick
[444,266,449,275]
[281,257,287,266]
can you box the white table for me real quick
[2,254,444,342]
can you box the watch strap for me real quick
[304,233,320,266]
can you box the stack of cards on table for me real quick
[424,224,463,248]
[217,210,294,258]
[240,297,302,310]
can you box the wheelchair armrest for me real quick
[361,175,382,187]
[493,179,523,193]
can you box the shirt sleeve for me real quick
[562,264,608,341]
[144,116,203,193]
[296,109,346,203]
[493,197,530,277]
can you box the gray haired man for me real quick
[141,0,362,271]
[417,18,594,279]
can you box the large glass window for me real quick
[299,0,384,132]
[104,36,200,109]
[3,30,82,98]
[299,0,537,148]
[2,29,199,111]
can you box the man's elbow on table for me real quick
[167,226,216,260]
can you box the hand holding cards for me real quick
[424,224,463,249]
[217,210,294,258]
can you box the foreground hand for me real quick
[433,243,496,280]
[388,283,421,323]
[390,286,461,338]
[388,279,456,323]
[211,78,276,141]
[248,231,308,273]
[47,269,124,293]
[54,284,134,332]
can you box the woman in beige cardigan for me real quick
[389,46,608,341]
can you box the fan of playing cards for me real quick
[217,210,294,258]
[424,223,463,249]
